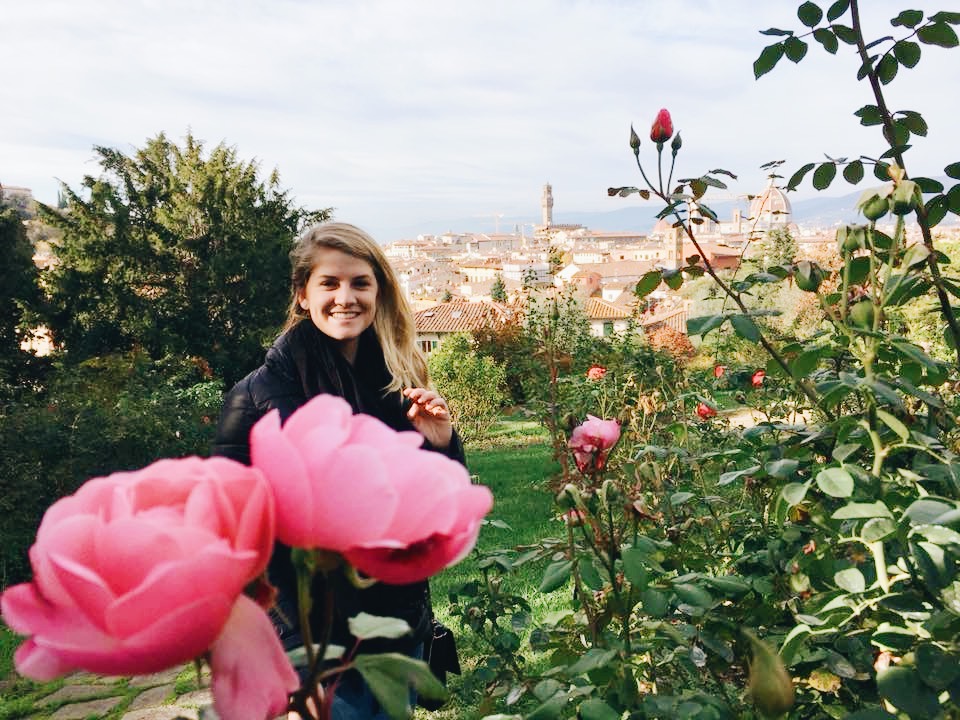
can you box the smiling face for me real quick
[298,247,378,362]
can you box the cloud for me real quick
[2,0,957,240]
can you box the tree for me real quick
[38,133,330,384]
[490,273,507,302]
[0,201,41,392]
[428,333,507,441]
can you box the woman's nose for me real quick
[334,284,354,305]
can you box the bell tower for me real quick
[541,183,554,227]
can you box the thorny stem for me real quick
[849,0,960,365]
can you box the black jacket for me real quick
[212,321,465,656]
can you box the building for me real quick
[413,300,511,354]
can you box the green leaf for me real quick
[759,28,794,36]
[730,314,761,342]
[673,582,714,608]
[817,467,854,497]
[784,36,809,62]
[354,653,447,720]
[641,588,668,617]
[663,270,684,290]
[579,558,604,591]
[826,0,849,22]
[566,648,617,675]
[834,567,866,593]
[948,183,960,214]
[781,481,810,507]
[766,459,800,479]
[348,614,413,641]
[862,517,896,542]
[918,22,959,47]
[780,624,812,666]
[813,162,837,190]
[912,174,940,191]
[843,160,864,183]
[634,270,662,298]
[687,314,727,337]
[754,42,785,79]
[830,23,856,44]
[874,160,892,180]
[798,1,823,26]
[891,9,924,28]
[926,194,950,227]
[915,643,960,689]
[946,162,960,180]
[702,574,751,596]
[671,491,695,506]
[877,54,899,85]
[877,666,942,718]
[621,547,649,590]
[718,465,761,486]
[832,501,892,519]
[787,162,816,190]
[540,560,573,593]
[893,40,922,67]
[813,27,840,53]
[578,699,620,720]
[790,348,821,378]
[876,409,909,441]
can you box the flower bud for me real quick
[890,179,922,216]
[794,260,824,293]
[857,189,890,222]
[671,132,682,155]
[745,630,795,718]
[650,108,673,144]
[837,224,867,254]
[848,299,876,330]
[600,478,621,507]
[557,483,584,510]
[629,125,641,155]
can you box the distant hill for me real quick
[384,181,957,241]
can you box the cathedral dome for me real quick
[749,178,792,227]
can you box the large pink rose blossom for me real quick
[250,394,493,585]
[569,415,621,473]
[0,457,296,720]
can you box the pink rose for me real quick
[751,369,766,388]
[587,365,607,381]
[650,108,673,144]
[562,509,586,527]
[0,457,296,720]
[714,365,726,379]
[250,394,493,585]
[568,415,621,473]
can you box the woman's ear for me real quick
[298,292,309,310]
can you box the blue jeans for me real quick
[329,644,424,720]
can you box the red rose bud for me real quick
[751,370,765,388]
[650,108,673,144]
[696,402,717,419]
[562,509,586,527]
[713,365,726,379]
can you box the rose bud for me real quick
[745,630,795,718]
[794,260,824,293]
[629,125,641,155]
[649,108,673,144]
[890,179,922,216]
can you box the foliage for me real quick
[491,274,508,303]
[0,203,42,397]
[0,352,221,587]
[429,333,509,442]
[37,132,330,385]
[446,3,960,719]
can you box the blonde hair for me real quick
[284,222,429,392]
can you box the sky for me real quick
[2,0,958,242]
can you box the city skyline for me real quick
[2,1,958,242]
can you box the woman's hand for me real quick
[403,387,453,450]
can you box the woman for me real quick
[212,222,464,718]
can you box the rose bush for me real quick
[0,456,296,720]
[250,394,494,585]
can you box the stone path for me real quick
[4,665,217,720]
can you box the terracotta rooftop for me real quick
[414,301,509,333]
[585,296,632,320]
